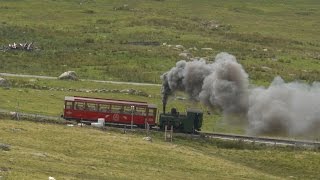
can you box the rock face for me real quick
[0,77,9,87]
[58,71,78,80]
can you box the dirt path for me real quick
[0,73,161,87]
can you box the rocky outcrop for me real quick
[58,71,78,80]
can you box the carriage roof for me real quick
[65,96,157,108]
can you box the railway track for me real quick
[200,132,320,148]
[1,109,320,148]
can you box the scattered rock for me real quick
[0,143,11,151]
[120,89,132,93]
[111,89,120,93]
[202,20,220,30]
[201,47,213,51]
[10,127,24,132]
[49,176,56,180]
[0,77,9,87]
[188,47,198,51]
[32,152,48,158]
[261,66,272,71]
[28,79,38,82]
[58,71,78,81]
[179,52,192,59]
[125,41,160,46]
[175,96,186,100]
[3,42,36,51]
[0,167,11,172]
[143,137,152,142]
[175,45,184,50]
[114,4,133,11]
[136,91,148,97]
[90,166,97,170]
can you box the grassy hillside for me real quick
[1,0,320,84]
[0,119,319,179]
[0,76,244,134]
[1,1,320,179]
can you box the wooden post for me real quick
[164,125,173,142]
[131,106,134,130]
[170,125,172,142]
[146,123,150,137]
[123,124,127,134]
[170,125,173,142]
[165,125,167,141]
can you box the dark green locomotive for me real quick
[159,108,203,133]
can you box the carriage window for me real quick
[135,107,146,116]
[149,108,157,117]
[123,106,134,114]
[75,102,85,110]
[111,105,124,113]
[99,104,110,112]
[65,101,73,109]
[85,103,97,111]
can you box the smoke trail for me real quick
[161,52,320,136]
[199,53,249,115]
[247,77,320,136]
[161,52,248,115]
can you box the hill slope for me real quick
[0,119,319,179]
[1,0,320,84]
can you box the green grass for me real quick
[0,119,319,179]
[0,0,320,84]
[1,1,320,178]
[1,76,243,133]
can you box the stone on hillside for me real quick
[58,71,78,80]
[201,47,213,51]
[175,45,184,49]
[136,91,148,97]
[179,52,192,59]
[261,66,272,71]
[0,143,11,151]
[142,136,152,142]
[0,77,9,87]
[202,20,221,30]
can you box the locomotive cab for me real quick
[185,108,203,132]
[159,108,203,133]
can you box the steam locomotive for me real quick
[62,96,203,133]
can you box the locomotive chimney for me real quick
[163,102,166,114]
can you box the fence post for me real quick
[164,125,173,142]
[146,123,150,137]
[165,125,167,141]
[123,124,127,134]
[170,125,173,142]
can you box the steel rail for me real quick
[200,132,320,147]
[1,109,319,147]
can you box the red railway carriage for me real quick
[63,96,157,127]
